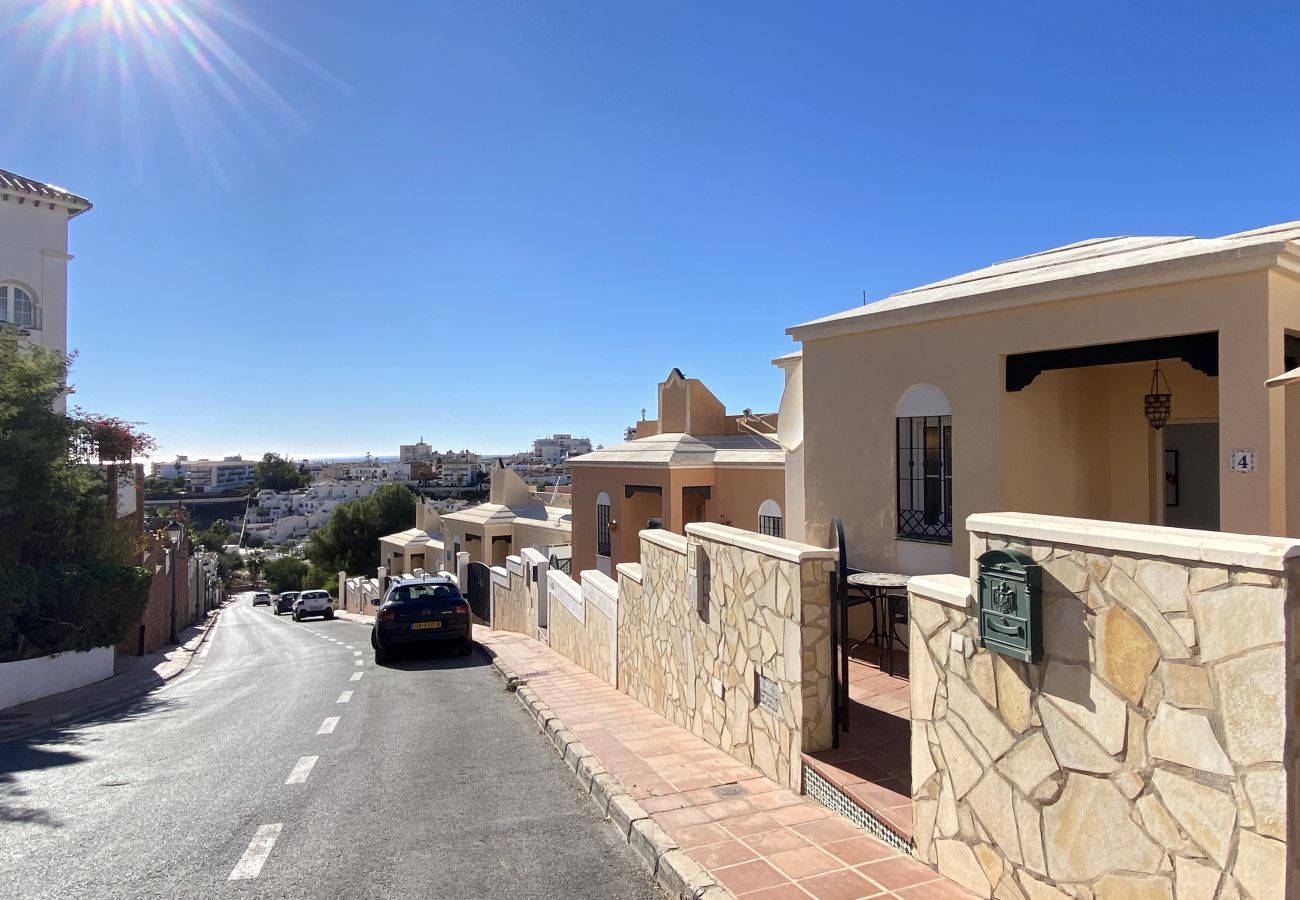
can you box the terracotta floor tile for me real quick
[672,822,731,849]
[639,793,692,814]
[691,839,760,869]
[655,805,716,829]
[738,884,817,899]
[793,817,865,844]
[893,877,975,899]
[842,779,909,812]
[714,859,790,895]
[767,846,845,879]
[719,811,784,838]
[797,868,885,900]
[823,837,898,866]
[856,857,942,891]
[742,827,813,856]
[697,798,759,820]
[768,803,833,827]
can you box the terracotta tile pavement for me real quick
[804,650,914,842]
[476,627,972,900]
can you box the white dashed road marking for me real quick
[229,824,282,880]
[345,645,355,650]
[354,659,363,666]
[353,651,362,656]
[350,672,363,681]
[285,756,319,784]
[337,691,353,703]
[317,717,340,735]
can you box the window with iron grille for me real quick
[897,415,952,542]
[758,515,783,538]
[596,502,611,557]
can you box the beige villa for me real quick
[567,368,785,575]
[781,220,1300,575]
[438,462,572,568]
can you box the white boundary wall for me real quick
[0,645,115,711]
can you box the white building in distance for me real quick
[182,456,256,494]
[400,439,434,463]
[533,433,592,465]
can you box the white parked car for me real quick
[293,590,335,621]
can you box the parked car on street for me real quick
[292,589,334,621]
[252,592,271,607]
[274,592,299,615]
[371,577,473,663]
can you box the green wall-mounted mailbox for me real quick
[976,548,1043,663]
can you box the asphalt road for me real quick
[0,597,661,900]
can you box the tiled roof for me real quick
[791,220,1300,337]
[568,432,784,468]
[0,167,92,217]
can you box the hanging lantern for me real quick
[1145,362,1172,429]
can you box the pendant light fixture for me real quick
[1145,361,1172,429]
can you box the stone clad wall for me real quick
[909,513,1296,900]
[547,569,616,684]
[617,524,834,788]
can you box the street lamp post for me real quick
[166,518,182,644]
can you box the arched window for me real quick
[596,492,611,557]
[0,284,39,329]
[896,384,952,542]
[758,499,783,538]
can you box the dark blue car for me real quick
[370,577,473,663]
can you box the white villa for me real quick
[0,167,92,409]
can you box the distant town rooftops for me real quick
[790,219,1300,340]
[0,167,92,217]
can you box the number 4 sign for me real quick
[1230,449,1256,473]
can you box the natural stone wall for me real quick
[617,524,835,788]
[910,513,1297,900]
[490,557,531,636]
[547,569,616,684]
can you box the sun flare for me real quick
[3,0,343,181]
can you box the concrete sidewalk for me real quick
[0,609,222,743]
[477,626,974,900]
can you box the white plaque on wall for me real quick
[1229,449,1256,473]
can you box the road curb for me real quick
[0,607,224,745]
[482,641,735,900]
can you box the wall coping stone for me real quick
[506,555,524,576]
[581,568,619,596]
[490,565,510,587]
[520,547,548,566]
[640,528,688,554]
[968,512,1300,571]
[685,521,837,563]
[909,573,972,610]
[616,562,643,584]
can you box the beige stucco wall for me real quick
[546,569,616,684]
[908,513,1297,900]
[570,464,784,575]
[616,525,834,788]
[798,269,1300,577]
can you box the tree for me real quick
[255,453,309,491]
[306,483,416,577]
[264,556,308,593]
[245,551,266,582]
[0,340,151,660]
[244,532,266,549]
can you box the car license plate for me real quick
[411,621,442,630]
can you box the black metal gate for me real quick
[465,561,492,624]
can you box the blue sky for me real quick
[3,1,1297,460]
